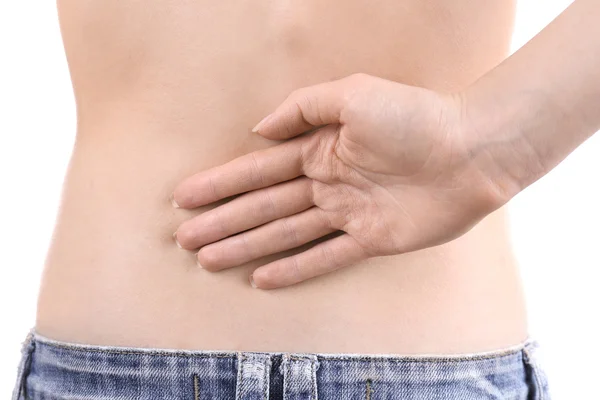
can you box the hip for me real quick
[35,205,527,355]
[36,136,527,353]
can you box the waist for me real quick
[15,332,549,400]
[35,129,527,354]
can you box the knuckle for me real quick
[288,88,314,116]
[248,153,265,186]
[210,211,230,237]
[207,175,220,202]
[258,189,277,217]
[238,231,258,260]
[286,256,303,282]
[286,88,305,110]
[280,218,299,247]
[341,75,369,114]
[299,91,315,111]
[320,244,338,268]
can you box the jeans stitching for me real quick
[12,333,35,400]
[263,357,269,400]
[285,355,291,399]
[312,358,317,400]
[235,353,244,400]
[193,375,200,400]
[35,339,525,363]
[522,346,545,400]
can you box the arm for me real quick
[462,0,600,200]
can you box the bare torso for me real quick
[36,0,527,354]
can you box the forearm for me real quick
[462,0,600,200]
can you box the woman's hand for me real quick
[172,73,507,289]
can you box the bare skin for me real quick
[36,0,529,354]
[175,0,600,307]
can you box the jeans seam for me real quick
[34,339,525,363]
[236,354,244,400]
[193,375,200,400]
[312,359,317,400]
[365,379,373,400]
[263,357,269,400]
[12,332,35,400]
[522,347,545,400]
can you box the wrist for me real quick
[454,87,531,208]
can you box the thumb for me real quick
[252,75,357,140]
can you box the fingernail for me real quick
[251,113,273,133]
[173,232,182,249]
[249,274,257,289]
[169,193,179,208]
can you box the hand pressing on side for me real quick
[171,73,508,289]
[173,0,600,289]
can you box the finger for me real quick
[175,177,314,249]
[172,138,305,209]
[197,207,336,271]
[252,74,361,140]
[250,234,367,289]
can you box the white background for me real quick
[1,0,598,398]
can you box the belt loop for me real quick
[281,353,319,400]
[522,341,549,400]
[235,352,272,400]
[11,330,36,400]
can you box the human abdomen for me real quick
[36,0,527,354]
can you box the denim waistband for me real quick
[14,330,550,400]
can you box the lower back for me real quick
[36,0,527,354]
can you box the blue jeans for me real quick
[13,331,551,399]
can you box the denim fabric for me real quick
[13,331,551,399]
